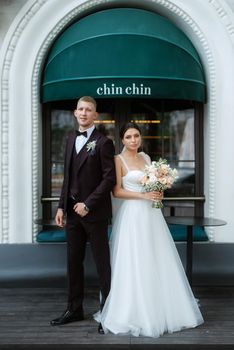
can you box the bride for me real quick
[95,122,204,338]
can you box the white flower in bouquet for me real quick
[140,158,178,208]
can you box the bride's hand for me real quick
[155,191,164,199]
[143,191,163,201]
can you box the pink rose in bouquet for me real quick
[140,158,178,208]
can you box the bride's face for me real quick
[122,128,141,151]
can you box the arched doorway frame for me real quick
[1,0,234,243]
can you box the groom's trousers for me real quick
[65,201,111,312]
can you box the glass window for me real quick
[129,102,196,198]
[51,110,75,197]
[164,109,195,197]
[42,99,204,220]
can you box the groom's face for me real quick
[74,100,98,130]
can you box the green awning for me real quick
[42,8,206,102]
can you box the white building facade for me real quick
[1,0,234,245]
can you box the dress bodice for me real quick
[122,170,144,193]
[118,152,150,193]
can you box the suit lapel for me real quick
[76,128,99,173]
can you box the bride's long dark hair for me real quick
[119,122,142,140]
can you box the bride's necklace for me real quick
[122,152,143,168]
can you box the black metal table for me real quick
[165,216,226,285]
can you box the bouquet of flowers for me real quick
[140,158,178,209]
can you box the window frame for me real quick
[42,99,204,219]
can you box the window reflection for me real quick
[94,113,115,142]
[166,109,195,197]
[45,100,202,219]
[51,110,74,198]
[130,104,195,197]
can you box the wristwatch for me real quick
[83,204,90,212]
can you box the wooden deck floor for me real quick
[0,286,234,350]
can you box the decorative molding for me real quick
[209,0,234,41]
[2,0,234,242]
[0,0,48,243]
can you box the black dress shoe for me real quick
[98,323,105,334]
[50,309,84,326]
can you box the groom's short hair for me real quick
[77,96,97,110]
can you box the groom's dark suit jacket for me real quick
[59,128,116,221]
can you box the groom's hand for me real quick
[73,202,89,217]
[55,209,65,227]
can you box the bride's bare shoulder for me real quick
[114,154,122,161]
[114,154,126,177]
[114,154,123,165]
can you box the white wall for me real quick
[0,0,27,47]
[1,0,234,243]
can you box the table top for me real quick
[165,216,227,227]
[36,217,227,228]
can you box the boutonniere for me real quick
[86,140,97,155]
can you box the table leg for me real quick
[186,225,193,285]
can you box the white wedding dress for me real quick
[94,152,204,338]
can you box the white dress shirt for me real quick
[75,125,95,154]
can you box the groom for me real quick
[50,96,116,333]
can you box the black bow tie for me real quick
[76,130,87,137]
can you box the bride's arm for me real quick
[112,156,158,201]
